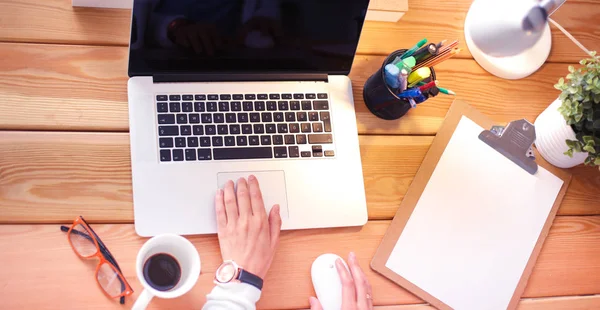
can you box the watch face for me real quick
[216,262,237,283]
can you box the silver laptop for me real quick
[127,0,370,236]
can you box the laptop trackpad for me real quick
[217,171,289,220]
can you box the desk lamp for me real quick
[465,0,591,79]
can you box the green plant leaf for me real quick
[566,140,577,148]
[581,59,587,65]
[583,136,595,144]
[574,142,583,152]
[564,149,574,157]
[584,156,592,164]
[583,145,596,153]
[595,157,600,165]
[568,65,575,73]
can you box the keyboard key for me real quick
[284,135,295,145]
[306,93,316,99]
[219,102,229,111]
[266,123,276,133]
[182,102,193,112]
[296,134,307,144]
[207,102,218,112]
[230,124,241,135]
[169,95,181,101]
[205,125,216,135]
[254,101,265,111]
[214,147,273,160]
[253,124,265,134]
[214,113,224,123]
[177,114,188,124]
[170,102,181,112]
[266,101,277,111]
[242,124,252,134]
[301,151,311,158]
[257,94,268,99]
[274,146,287,158]
[309,134,333,144]
[175,137,186,148]
[159,138,173,148]
[274,112,284,122]
[278,101,289,110]
[180,125,192,135]
[172,149,184,161]
[320,112,332,132]
[226,113,236,123]
[249,136,260,145]
[273,135,283,145]
[245,94,256,100]
[189,114,200,124]
[185,149,197,161]
[313,100,329,110]
[312,145,323,157]
[277,124,288,133]
[197,149,212,160]
[312,123,323,133]
[220,94,231,100]
[212,136,223,147]
[293,94,304,99]
[297,112,307,122]
[182,95,193,100]
[194,102,205,112]
[231,101,242,111]
[156,95,168,101]
[243,101,254,111]
[269,94,280,99]
[233,94,244,100]
[282,93,292,99]
[200,137,211,147]
[160,149,171,161]
[195,94,206,100]
[301,100,312,110]
[158,126,179,136]
[238,113,249,123]
[261,135,272,145]
[289,123,300,133]
[290,101,300,110]
[301,123,312,133]
[201,113,212,123]
[225,136,235,146]
[250,113,260,123]
[193,125,204,135]
[187,137,199,147]
[285,112,296,122]
[261,112,273,122]
[217,125,228,135]
[208,94,219,100]
[289,146,300,158]
[317,93,328,99]
[157,102,169,112]
[158,114,175,124]
[309,112,319,121]
[325,150,335,157]
[236,136,248,146]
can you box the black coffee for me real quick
[143,253,181,291]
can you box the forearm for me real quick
[202,283,262,310]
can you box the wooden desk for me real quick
[0,0,599,309]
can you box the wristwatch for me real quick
[214,260,264,290]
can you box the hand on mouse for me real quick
[309,252,373,310]
[215,175,282,279]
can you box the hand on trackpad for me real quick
[217,171,289,220]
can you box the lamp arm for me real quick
[540,0,567,17]
[548,17,594,57]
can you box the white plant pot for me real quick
[534,98,588,168]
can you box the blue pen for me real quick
[397,88,422,98]
[384,64,400,89]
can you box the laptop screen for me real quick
[128,0,370,77]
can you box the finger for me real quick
[236,178,252,219]
[223,180,238,224]
[268,204,282,248]
[308,297,323,310]
[215,188,227,229]
[187,32,203,54]
[348,252,372,310]
[247,175,267,218]
[336,258,357,309]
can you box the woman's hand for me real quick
[309,252,373,310]
[215,175,282,279]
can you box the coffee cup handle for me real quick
[132,289,154,310]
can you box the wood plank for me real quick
[0,43,584,135]
[1,132,599,224]
[0,217,598,309]
[0,0,597,63]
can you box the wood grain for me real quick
[1,132,599,224]
[0,217,599,309]
[0,0,598,63]
[0,43,585,135]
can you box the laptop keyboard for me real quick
[156,93,335,162]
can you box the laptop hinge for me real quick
[153,73,328,83]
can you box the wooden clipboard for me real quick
[370,100,572,310]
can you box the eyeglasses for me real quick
[60,216,133,304]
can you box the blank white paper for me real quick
[385,116,564,310]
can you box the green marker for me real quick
[395,56,416,72]
[401,38,427,59]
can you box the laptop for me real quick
[127,0,370,236]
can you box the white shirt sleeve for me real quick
[202,283,262,310]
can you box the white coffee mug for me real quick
[132,234,201,310]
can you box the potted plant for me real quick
[534,52,600,169]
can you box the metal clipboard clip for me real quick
[478,119,538,175]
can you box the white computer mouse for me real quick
[311,253,349,310]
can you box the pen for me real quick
[438,87,456,95]
[401,38,427,59]
[398,69,409,93]
[436,39,447,49]
[418,80,437,91]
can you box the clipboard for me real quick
[371,100,572,310]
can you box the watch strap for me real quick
[237,269,264,290]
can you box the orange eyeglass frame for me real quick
[63,216,134,301]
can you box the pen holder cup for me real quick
[363,49,436,120]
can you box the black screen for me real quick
[128,0,370,77]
